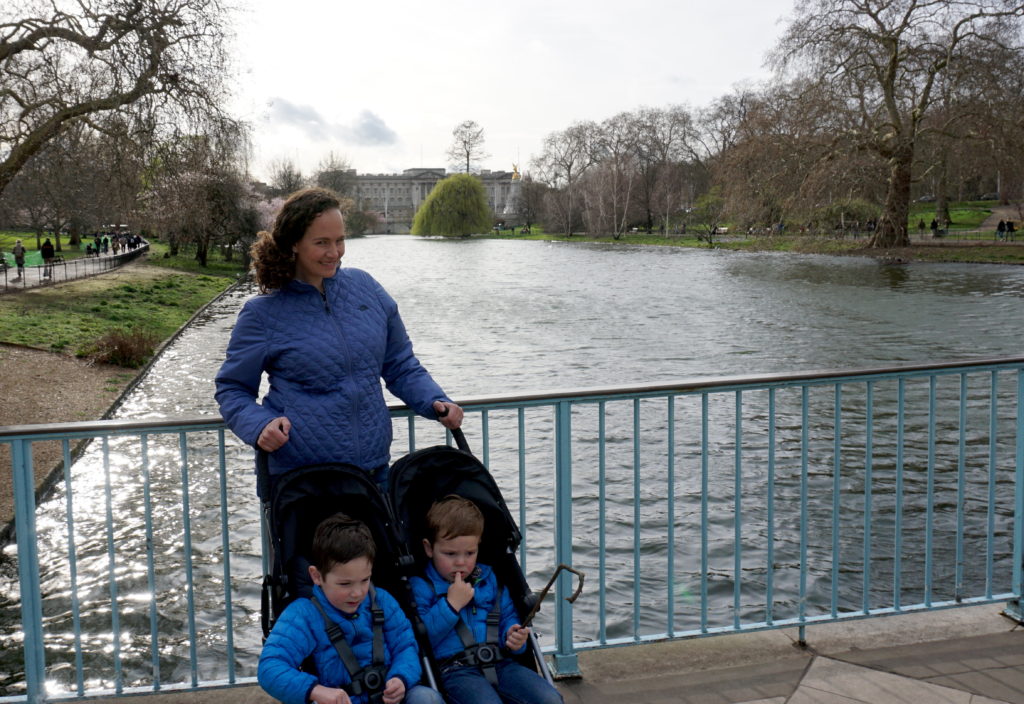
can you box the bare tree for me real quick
[446,120,489,173]
[269,157,306,196]
[772,0,1024,248]
[314,152,353,195]
[634,105,701,235]
[532,121,597,234]
[584,112,640,237]
[0,0,236,197]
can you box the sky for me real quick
[230,0,796,182]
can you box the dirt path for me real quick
[0,344,134,540]
[978,204,1022,231]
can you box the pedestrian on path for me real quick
[997,220,1006,240]
[1008,221,1017,242]
[41,239,55,279]
[12,239,26,279]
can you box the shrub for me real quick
[90,328,160,368]
[411,173,492,236]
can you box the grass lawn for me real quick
[907,201,994,231]
[0,230,92,259]
[0,261,235,363]
[145,239,249,277]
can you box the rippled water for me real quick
[4,238,1024,694]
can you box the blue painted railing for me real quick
[2,357,1023,701]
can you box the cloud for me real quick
[346,110,398,146]
[265,98,335,141]
[265,99,398,146]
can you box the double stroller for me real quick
[258,429,555,698]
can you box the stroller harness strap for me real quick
[451,597,503,685]
[310,586,388,702]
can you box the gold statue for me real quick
[512,163,520,180]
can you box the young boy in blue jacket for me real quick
[410,496,563,704]
[259,513,442,704]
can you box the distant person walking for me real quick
[1007,221,1017,242]
[997,220,1006,240]
[41,238,55,279]
[930,218,939,237]
[12,239,26,279]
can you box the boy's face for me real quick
[423,535,480,583]
[309,556,372,614]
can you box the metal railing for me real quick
[2,357,1022,701]
[0,244,148,293]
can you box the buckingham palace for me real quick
[351,167,519,233]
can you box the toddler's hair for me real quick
[311,513,376,573]
[425,495,484,543]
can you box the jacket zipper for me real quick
[321,282,363,461]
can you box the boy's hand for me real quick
[446,572,475,611]
[505,623,529,651]
[310,683,351,704]
[382,677,406,704]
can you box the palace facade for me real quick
[351,168,518,233]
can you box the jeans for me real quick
[404,683,444,704]
[441,660,563,704]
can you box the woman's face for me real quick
[293,208,346,289]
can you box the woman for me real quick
[216,188,463,495]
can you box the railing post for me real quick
[1006,370,1024,622]
[12,438,47,703]
[551,401,580,676]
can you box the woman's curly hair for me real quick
[251,187,343,292]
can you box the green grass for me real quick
[0,230,95,259]
[145,239,248,277]
[907,200,995,231]
[0,266,233,360]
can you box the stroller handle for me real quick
[450,427,471,453]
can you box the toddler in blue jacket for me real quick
[410,496,563,704]
[258,513,442,704]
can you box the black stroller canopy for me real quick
[271,462,403,601]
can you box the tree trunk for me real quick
[934,155,952,227]
[868,148,913,248]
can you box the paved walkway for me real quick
[86,603,1022,703]
[1,246,145,293]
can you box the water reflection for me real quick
[4,239,1024,695]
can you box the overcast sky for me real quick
[231,0,796,181]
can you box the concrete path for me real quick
[0,247,145,293]
[84,603,1022,704]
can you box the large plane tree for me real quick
[772,0,1024,248]
[0,0,235,196]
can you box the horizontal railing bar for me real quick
[382,357,1024,412]
[0,416,225,440]
[6,357,1022,440]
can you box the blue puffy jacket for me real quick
[258,584,423,704]
[215,268,450,479]
[410,562,526,661]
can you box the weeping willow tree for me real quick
[411,173,492,237]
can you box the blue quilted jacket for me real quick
[215,268,450,478]
[258,584,422,704]
[410,562,526,661]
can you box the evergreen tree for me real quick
[411,174,492,237]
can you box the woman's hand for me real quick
[257,416,291,452]
[433,401,464,430]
